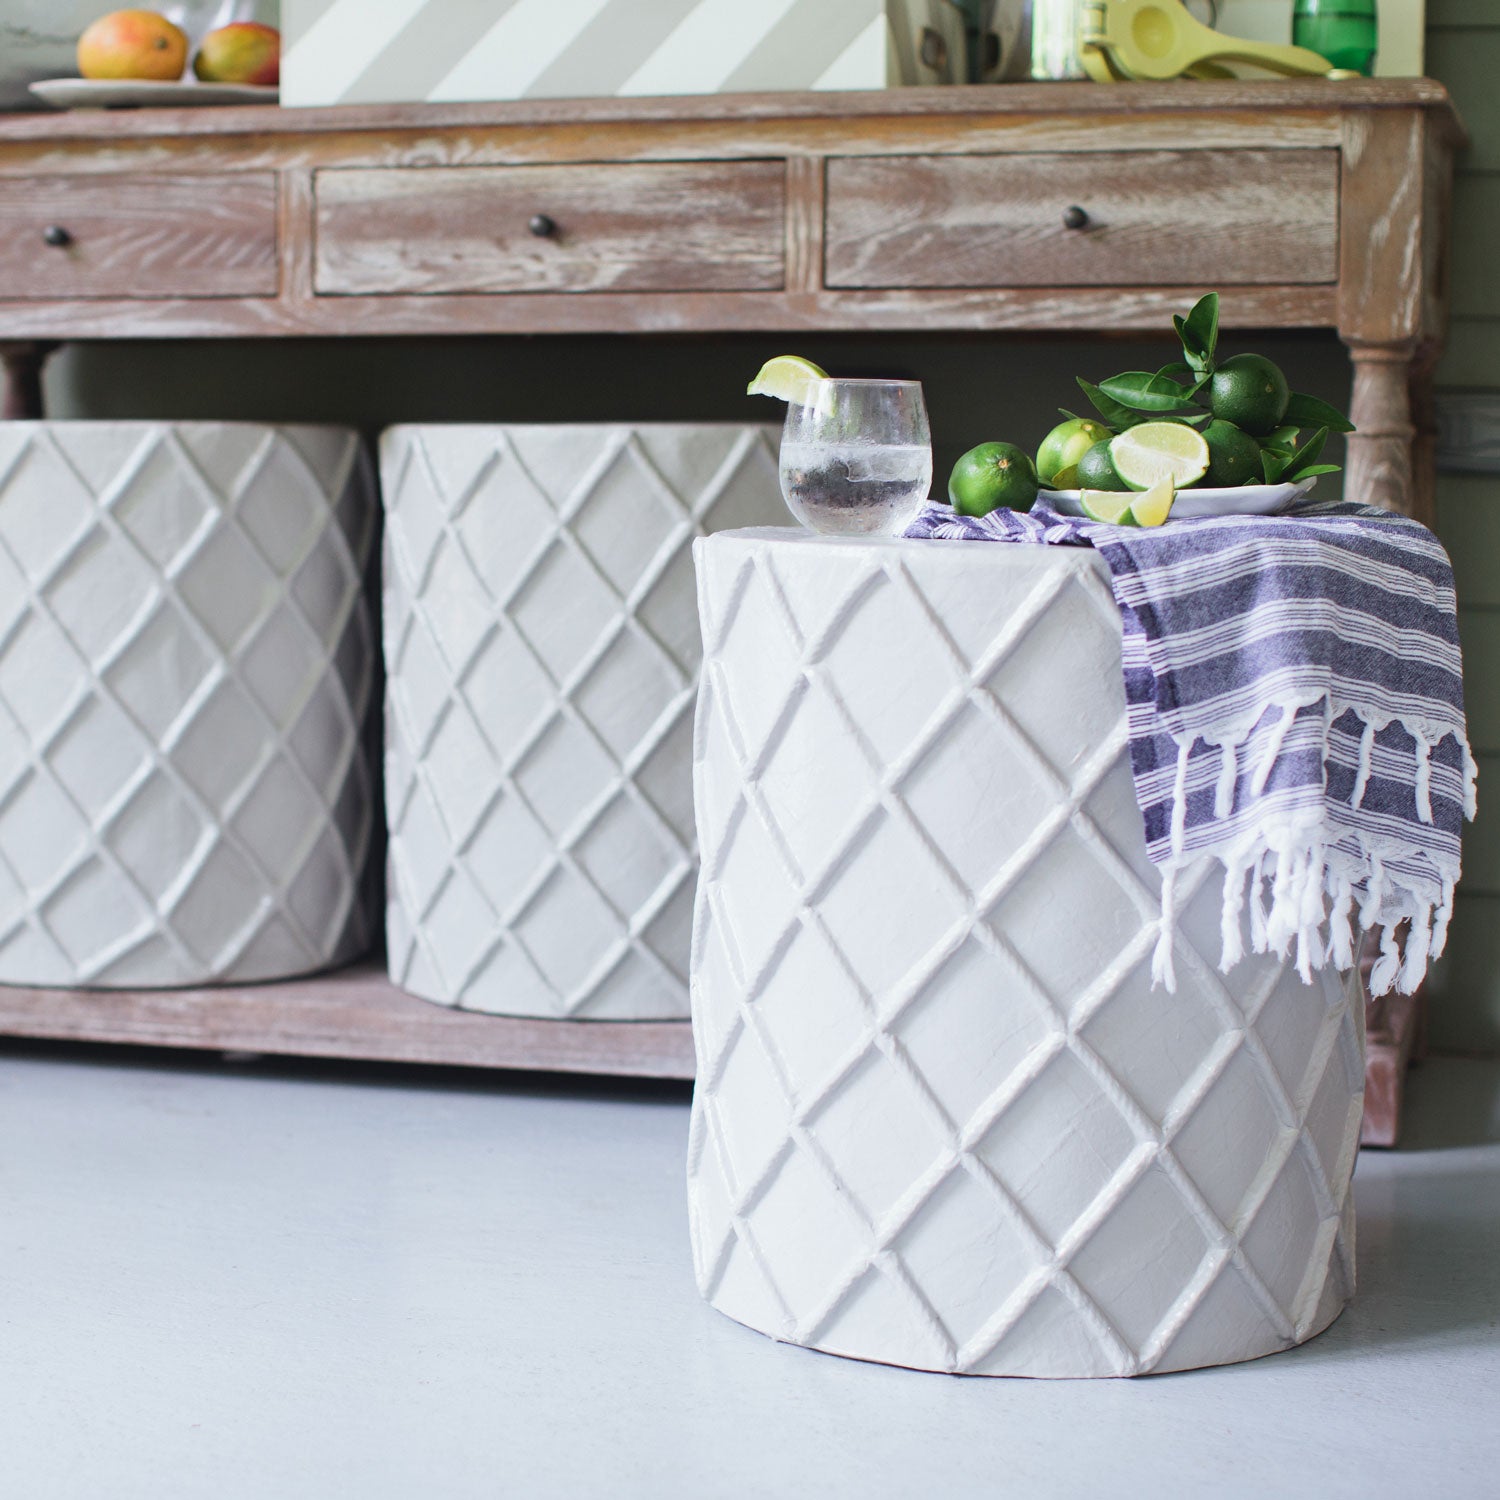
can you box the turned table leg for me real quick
[0,342,59,420]
[1343,339,1438,1146]
[1344,339,1418,518]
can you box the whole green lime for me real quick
[1209,353,1290,436]
[1036,417,1109,487]
[1075,436,1131,492]
[1201,418,1263,487]
[948,442,1039,517]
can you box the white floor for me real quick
[2,1045,1496,1500]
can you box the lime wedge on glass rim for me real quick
[747,355,828,405]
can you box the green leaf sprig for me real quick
[1074,292,1355,485]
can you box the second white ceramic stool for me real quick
[687,527,1365,1378]
[381,423,783,1019]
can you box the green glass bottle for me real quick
[1293,0,1378,76]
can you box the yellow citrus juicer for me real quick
[1080,0,1336,82]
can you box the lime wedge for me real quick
[1109,422,1210,491]
[1127,478,1176,527]
[1079,489,1135,524]
[747,355,828,404]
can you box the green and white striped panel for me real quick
[281,0,960,106]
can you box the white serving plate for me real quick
[1043,476,1317,519]
[30,78,277,109]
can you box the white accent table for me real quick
[687,528,1365,1376]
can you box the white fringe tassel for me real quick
[1157,703,1475,998]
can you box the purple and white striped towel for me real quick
[905,496,1477,996]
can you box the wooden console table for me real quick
[0,81,1463,1138]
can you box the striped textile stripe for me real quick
[905,497,1476,997]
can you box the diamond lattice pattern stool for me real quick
[381,424,784,1019]
[687,529,1366,1378]
[0,423,376,987]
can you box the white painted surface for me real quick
[0,1047,1495,1498]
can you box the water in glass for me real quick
[778,379,932,537]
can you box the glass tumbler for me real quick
[777,379,933,538]
[1293,0,1377,76]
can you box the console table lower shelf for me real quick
[0,964,696,1080]
[0,963,1407,1141]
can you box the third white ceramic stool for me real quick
[687,528,1365,1378]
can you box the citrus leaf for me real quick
[1290,425,1329,471]
[1287,463,1341,481]
[1262,447,1290,483]
[1099,371,1203,412]
[1157,362,1195,382]
[1183,292,1219,364]
[1284,392,1354,433]
[1263,425,1301,455]
[1076,378,1147,429]
[1173,314,1202,356]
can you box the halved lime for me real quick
[1109,422,1210,491]
[1127,478,1176,527]
[747,355,828,404]
[1079,489,1135,524]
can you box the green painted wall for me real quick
[1423,3,1500,1053]
[40,29,1500,1051]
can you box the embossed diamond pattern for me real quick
[687,533,1365,1378]
[0,423,376,986]
[381,425,783,1019]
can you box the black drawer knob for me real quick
[1062,205,1090,231]
[42,224,72,248]
[528,213,557,239]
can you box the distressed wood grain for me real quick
[825,149,1339,289]
[1339,109,1429,345]
[784,154,824,300]
[0,173,277,299]
[0,285,1340,341]
[0,113,1344,184]
[0,963,696,1079]
[314,160,785,296]
[0,79,1459,147]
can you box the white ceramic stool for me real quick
[381,423,783,1019]
[687,528,1365,1378]
[0,422,376,987]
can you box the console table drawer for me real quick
[314,161,786,295]
[0,174,278,299]
[824,149,1339,288]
